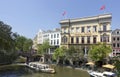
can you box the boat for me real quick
[28,62,55,74]
[88,70,117,77]
[102,71,117,77]
[87,70,103,77]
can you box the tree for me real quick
[37,40,50,54]
[66,46,76,65]
[113,56,120,77]
[37,40,50,63]
[0,21,18,64]
[15,36,27,51]
[52,46,66,64]
[88,42,112,66]
[15,35,33,52]
[23,39,33,51]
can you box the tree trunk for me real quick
[69,58,73,66]
[56,57,60,65]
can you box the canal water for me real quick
[0,65,90,77]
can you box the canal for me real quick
[0,64,90,77]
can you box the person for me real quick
[26,56,29,65]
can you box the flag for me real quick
[62,11,66,16]
[100,5,105,10]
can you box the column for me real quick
[84,46,87,57]
[48,48,50,54]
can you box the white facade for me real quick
[37,29,43,44]
[43,32,50,43]
[33,28,61,54]
[49,30,61,46]
[48,29,61,54]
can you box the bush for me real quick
[15,56,27,63]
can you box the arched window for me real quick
[62,36,67,44]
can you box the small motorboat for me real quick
[28,62,55,74]
[88,70,117,77]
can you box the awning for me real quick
[86,62,94,65]
[102,64,115,69]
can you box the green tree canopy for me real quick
[88,42,112,62]
[0,21,18,64]
[52,46,66,60]
[15,35,33,52]
[113,56,120,77]
[37,40,50,54]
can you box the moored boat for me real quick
[28,62,55,74]
[87,70,117,77]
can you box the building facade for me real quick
[111,29,120,56]
[33,28,61,54]
[60,14,112,57]
[32,29,44,50]
[49,29,61,54]
[37,29,44,44]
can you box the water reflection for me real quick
[0,65,90,77]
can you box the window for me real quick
[87,26,91,32]
[103,24,107,31]
[117,43,120,47]
[101,36,107,42]
[76,27,80,33]
[54,34,56,38]
[51,34,53,38]
[81,37,84,44]
[51,40,53,45]
[117,37,119,41]
[117,31,119,34]
[113,43,116,47]
[76,37,79,44]
[93,26,97,32]
[71,37,74,44]
[93,37,96,43]
[103,36,107,42]
[106,36,109,42]
[87,36,90,43]
[113,37,116,41]
[57,39,59,45]
[54,40,56,45]
[101,35,109,42]
[81,27,84,33]
[64,28,67,33]
[62,36,67,44]
[57,34,59,38]
[71,28,74,33]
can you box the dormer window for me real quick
[117,31,119,34]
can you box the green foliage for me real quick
[15,56,27,63]
[52,46,66,60]
[67,46,76,57]
[113,56,120,77]
[88,42,112,62]
[37,40,50,54]
[0,21,18,64]
[23,39,33,51]
[15,36,33,52]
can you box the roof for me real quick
[60,13,112,24]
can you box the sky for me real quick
[0,0,119,39]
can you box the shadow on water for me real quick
[0,64,90,77]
